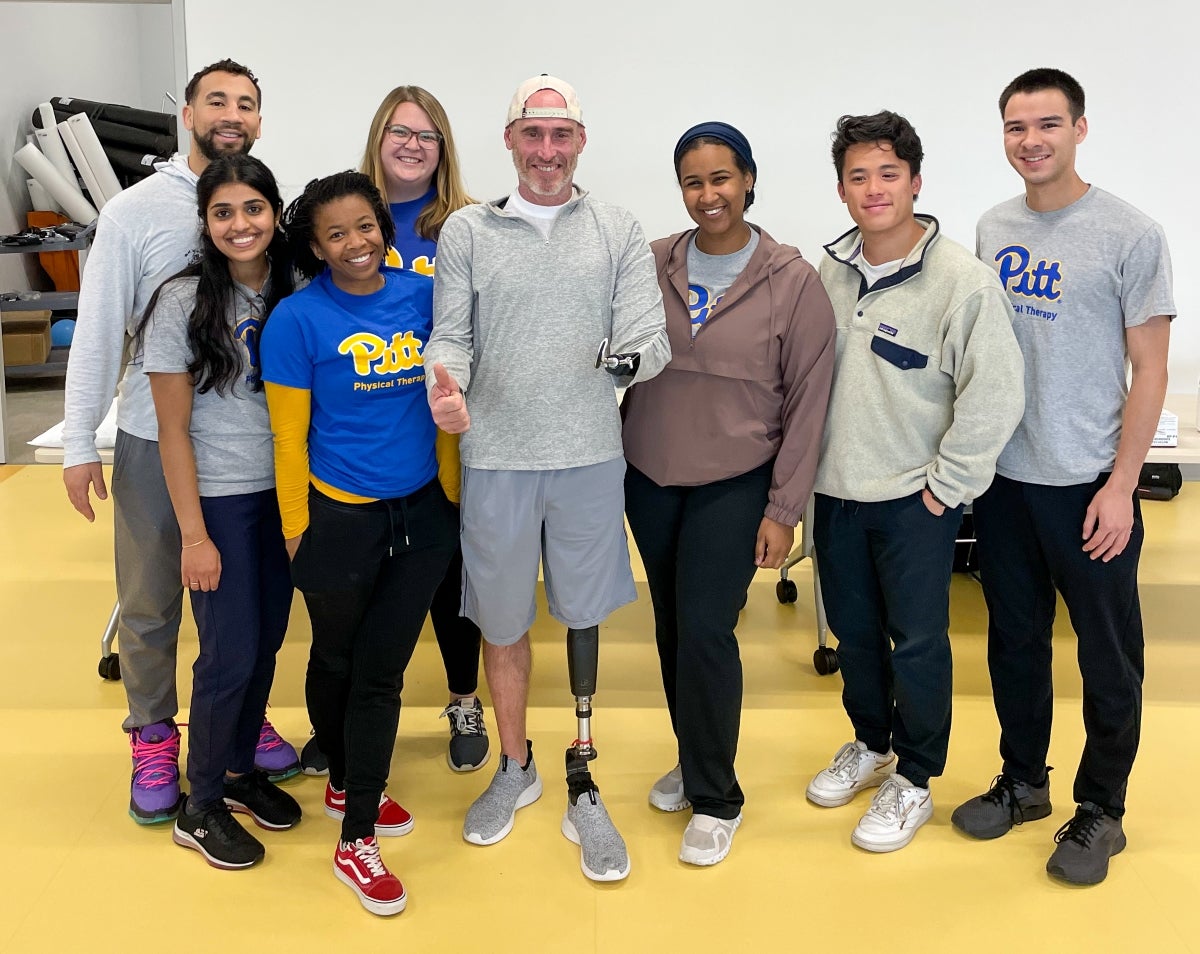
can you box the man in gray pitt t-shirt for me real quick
[952,68,1175,887]
[425,74,668,883]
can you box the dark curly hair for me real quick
[282,171,395,280]
[831,111,923,181]
[184,58,261,108]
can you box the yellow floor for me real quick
[1,463,1197,953]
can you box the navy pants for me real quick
[974,473,1144,817]
[625,460,772,820]
[292,480,457,841]
[187,489,293,807]
[813,492,963,787]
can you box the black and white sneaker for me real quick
[224,770,302,831]
[173,798,265,869]
[301,732,329,777]
[441,698,490,772]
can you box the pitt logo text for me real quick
[995,245,1062,320]
[339,331,425,376]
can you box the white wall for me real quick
[180,0,1195,393]
[0,1,174,293]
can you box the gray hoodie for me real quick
[427,187,669,470]
[62,155,200,467]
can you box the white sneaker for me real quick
[679,813,742,866]
[851,774,933,852]
[649,764,690,812]
[806,740,895,807]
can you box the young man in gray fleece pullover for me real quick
[805,111,1024,854]
[425,74,668,883]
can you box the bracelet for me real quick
[182,536,209,549]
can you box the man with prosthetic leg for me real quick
[425,74,668,882]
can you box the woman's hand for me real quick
[285,535,302,561]
[921,487,947,517]
[182,538,221,592]
[755,517,795,570]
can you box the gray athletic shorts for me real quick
[459,458,637,645]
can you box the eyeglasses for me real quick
[385,124,443,147]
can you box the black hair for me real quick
[673,135,757,212]
[136,153,293,395]
[831,111,924,180]
[184,58,262,108]
[999,68,1085,123]
[282,171,395,280]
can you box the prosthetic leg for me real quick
[561,625,630,882]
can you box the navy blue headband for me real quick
[673,121,756,178]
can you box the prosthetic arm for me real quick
[565,625,600,799]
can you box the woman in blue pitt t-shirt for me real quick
[358,85,489,772]
[260,171,457,918]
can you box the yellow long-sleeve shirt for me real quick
[264,381,461,539]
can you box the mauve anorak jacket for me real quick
[621,226,836,526]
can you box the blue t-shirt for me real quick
[386,190,437,276]
[261,267,437,499]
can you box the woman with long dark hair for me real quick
[138,152,299,870]
[261,171,458,916]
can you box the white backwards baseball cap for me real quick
[506,74,584,126]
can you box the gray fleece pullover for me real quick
[427,187,669,470]
[814,216,1025,508]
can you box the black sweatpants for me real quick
[624,460,772,820]
[974,473,1144,817]
[291,480,457,841]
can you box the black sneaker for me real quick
[223,770,302,831]
[1046,802,1127,885]
[951,772,1052,839]
[301,733,329,777]
[173,798,265,869]
[441,698,490,772]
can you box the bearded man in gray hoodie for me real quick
[60,59,292,825]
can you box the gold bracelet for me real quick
[182,536,209,549]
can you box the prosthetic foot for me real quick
[560,626,630,882]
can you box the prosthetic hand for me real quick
[595,337,641,380]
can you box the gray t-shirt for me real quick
[141,276,276,496]
[977,186,1175,485]
[686,230,760,338]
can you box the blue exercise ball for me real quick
[51,319,76,347]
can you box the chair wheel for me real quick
[98,653,121,681]
[776,579,798,604]
[813,647,839,676]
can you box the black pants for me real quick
[624,460,772,820]
[292,480,457,841]
[813,492,963,788]
[974,473,1144,817]
[429,545,481,697]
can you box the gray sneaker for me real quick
[561,786,631,882]
[952,772,1052,839]
[649,764,690,812]
[463,743,541,845]
[1046,802,1127,885]
[441,698,490,773]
